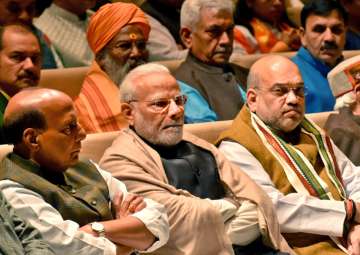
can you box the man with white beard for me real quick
[74,2,150,133]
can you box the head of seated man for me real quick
[180,0,234,67]
[0,24,41,97]
[87,2,150,86]
[247,55,305,136]
[0,0,36,26]
[300,0,348,67]
[121,64,184,147]
[4,88,86,172]
[1,87,169,254]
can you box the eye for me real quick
[151,99,169,109]
[114,42,132,51]
[62,122,78,136]
[10,54,26,63]
[272,86,287,96]
[7,2,21,15]
[135,40,147,51]
[312,25,326,33]
[331,26,344,35]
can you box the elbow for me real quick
[137,229,156,251]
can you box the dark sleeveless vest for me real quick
[0,153,113,226]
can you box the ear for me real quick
[246,88,258,113]
[23,128,40,151]
[299,27,306,47]
[354,84,360,99]
[180,27,193,49]
[121,103,135,126]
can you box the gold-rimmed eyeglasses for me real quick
[128,94,187,113]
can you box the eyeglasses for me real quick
[257,84,307,98]
[128,94,187,113]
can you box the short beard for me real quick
[102,54,131,86]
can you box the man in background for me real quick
[75,2,150,133]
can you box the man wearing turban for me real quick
[75,2,150,133]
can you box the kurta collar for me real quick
[297,47,343,77]
[8,153,66,185]
[186,53,234,74]
[341,106,360,126]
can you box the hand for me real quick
[347,224,360,255]
[79,224,97,237]
[281,28,301,50]
[113,192,146,219]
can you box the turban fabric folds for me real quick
[87,2,150,54]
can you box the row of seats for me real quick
[0,111,334,163]
[38,50,360,99]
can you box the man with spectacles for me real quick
[218,55,360,255]
[100,62,294,255]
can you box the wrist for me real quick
[91,222,106,237]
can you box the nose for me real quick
[219,31,231,46]
[129,43,141,58]
[22,57,35,70]
[76,122,87,142]
[167,99,184,118]
[285,89,299,104]
[323,27,335,42]
[272,0,282,6]
[18,10,32,24]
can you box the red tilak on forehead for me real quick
[129,33,138,40]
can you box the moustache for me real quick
[18,71,39,83]
[320,41,338,51]
[128,58,147,70]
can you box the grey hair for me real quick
[334,92,356,110]
[120,63,170,103]
[180,0,234,30]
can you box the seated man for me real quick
[218,55,360,255]
[0,0,62,68]
[174,0,248,122]
[291,0,347,113]
[0,190,54,254]
[74,2,150,133]
[99,63,293,255]
[0,24,41,126]
[0,88,169,254]
[34,0,96,67]
[325,55,360,165]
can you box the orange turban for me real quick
[87,2,150,54]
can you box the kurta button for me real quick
[91,200,97,206]
[70,189,76,194]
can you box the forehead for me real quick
[262,61,303,87]
[1,28,40,53]
[136,72,180,99]
[40,97,76,125]
[110,24,146,44]
[197,7,233,29]
[305,10,345,28]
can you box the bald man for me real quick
[217,55,360,255]
[0,88,169,255]
[74,2,150,133]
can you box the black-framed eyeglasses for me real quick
[256,84,307,99]
[128,94,187,113]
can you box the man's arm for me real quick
[0,191,55,255]
[99,157,235,254]
[0,180,117,255]
[219,140,347,236]
[96,167,169,253]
